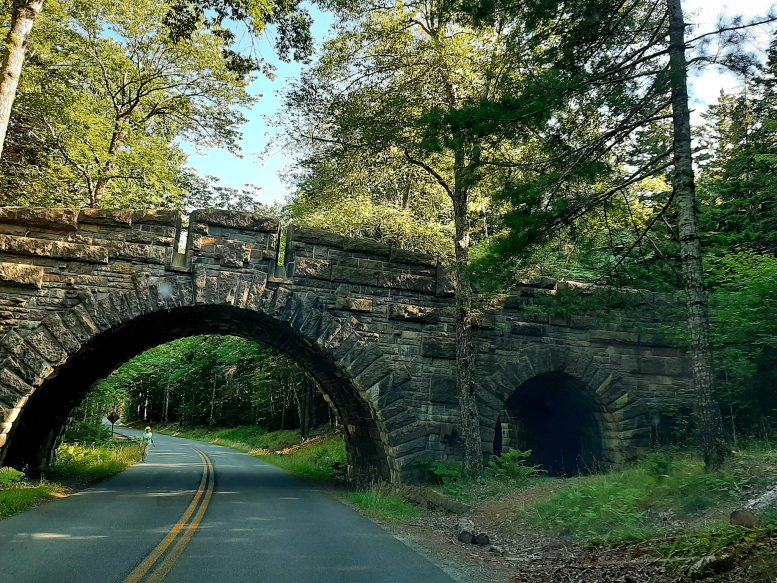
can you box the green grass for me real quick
[0,484,66,517]
[346,488,420,522]
[517,445,777,545]
[0,440,144,519]
[256,434,347,481]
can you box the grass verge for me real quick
[516,444,777,546]
[0,440,144,519]
[346,487,420,522]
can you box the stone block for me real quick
[429,375,457,404]
[378,270,435,293]
[0,235,107,263]
[0,208,79,230]
[292,258,331,280]
[389,247,436,267]
[342,237,390,257]
[389,303,439,323]
[287,225,346,248]
[189,209,278,232]
[132,210,181,227]
[510,322,545,336]
[0,262,43,289]
[219,242,250,267]
[422,338,455,359]
[78,209,133,226]
[332,265,379,286]
[336,296,374,312]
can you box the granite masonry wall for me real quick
[0,208,691,482]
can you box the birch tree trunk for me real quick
[667,0,729,470]
[0,0,44,160]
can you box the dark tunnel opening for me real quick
[496,373,603,476]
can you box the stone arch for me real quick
[478,346,645,471]
[0,271,400,482]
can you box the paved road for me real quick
[0,430,455,583]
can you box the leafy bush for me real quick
[48,441,144,481]
[643,452,674,481]
[488,449,542,481]
[430,460,463,485]
[0,467,24,487]
[63,420,111,444]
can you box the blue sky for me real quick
[182,0,776,206]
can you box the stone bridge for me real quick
[0,208,691,481]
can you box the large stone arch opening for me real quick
[2,303,393,482]
[493,372,605,476]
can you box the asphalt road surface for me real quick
[0,430,455,583]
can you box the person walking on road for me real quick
[141,426,155,461]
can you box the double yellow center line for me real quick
[123,449,215,583]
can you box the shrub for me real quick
[63,420,111,444]
[488,449,543,481]
[430,460,463,485]
[0,467,25,487]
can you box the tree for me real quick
[667,0,728,469]
[282,0,533,476]
[0,0,262,208]
[453,0,776,468]
[0,0,43,160]
[0,0,314,162]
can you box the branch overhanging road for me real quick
[0,430,455,583]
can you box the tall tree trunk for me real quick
[91,122,127,207]
[163,383,170,423]
[209,373,217,427]
[452,181,483,478]
[667,0,729,470]
[0,0,43,160]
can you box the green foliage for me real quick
[0,441,143,519]
[98,335,321,430]
[165,425,302,452]
[63,420,112,444]
[487,449,542,482]
[1,0,257,208]
[255,434,348,482]
[346,487,419,522]
[430,460,463,485]
[0,467,25,487]
[522,450,761,544]
[47,441,145,482]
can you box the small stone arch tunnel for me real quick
[0,208,693,482]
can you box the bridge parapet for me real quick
[283,225,451,296]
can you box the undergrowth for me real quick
[346,486,420,522]
[0,440,143,519]
[158,425,348,482]
[429,449,546,502]
[256,434,347,481]
[518,445,777,545]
